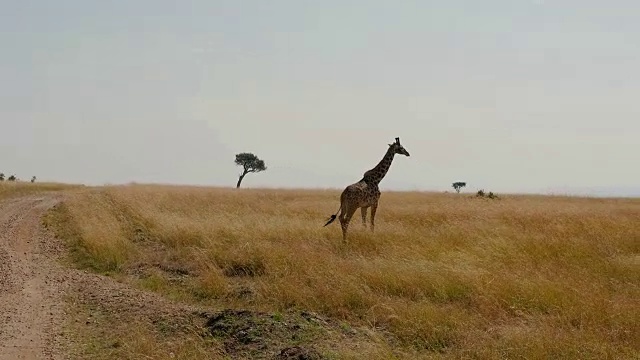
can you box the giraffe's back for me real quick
[342,181,380,208]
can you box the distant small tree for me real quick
[31,176,37,183]
[234,152,267,188]
[7,175,17,182]
[0,173,4,181]
[452,182,466,193]
[476,189,485,197]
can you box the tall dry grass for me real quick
[0,181,81,200]
[48,184,640,359]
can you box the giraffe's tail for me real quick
[324,206,341,227]
[324,214,337,227]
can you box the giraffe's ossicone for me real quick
[324,137,410,242]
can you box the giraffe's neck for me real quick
[362,147,396,185]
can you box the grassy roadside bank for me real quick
[44,184,640,359]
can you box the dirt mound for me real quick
[205,309,328,359]
[275,346,322,360]
[275,346,323,360]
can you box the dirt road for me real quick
[0,195,65,360]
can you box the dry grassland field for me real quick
[2,182,639,359]
[0,181,80,200]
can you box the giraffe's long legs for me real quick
[370,203,378,232]
[339,205,358,242]
[361,207,369,229]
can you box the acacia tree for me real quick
[0,173,4,181]
[7,175,17,181]
[31,176,37,183]
[452,181,466,193]
[234,152,266,188]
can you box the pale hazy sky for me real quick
[1,1,639,195]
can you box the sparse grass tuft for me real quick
[49,184,640,359]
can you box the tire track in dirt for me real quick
[0,195,65,360]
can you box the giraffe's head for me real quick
[388,137,410,157]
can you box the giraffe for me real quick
[324,137,410,242]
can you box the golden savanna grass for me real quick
[48,184,639,359]
[0,181,81,200]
